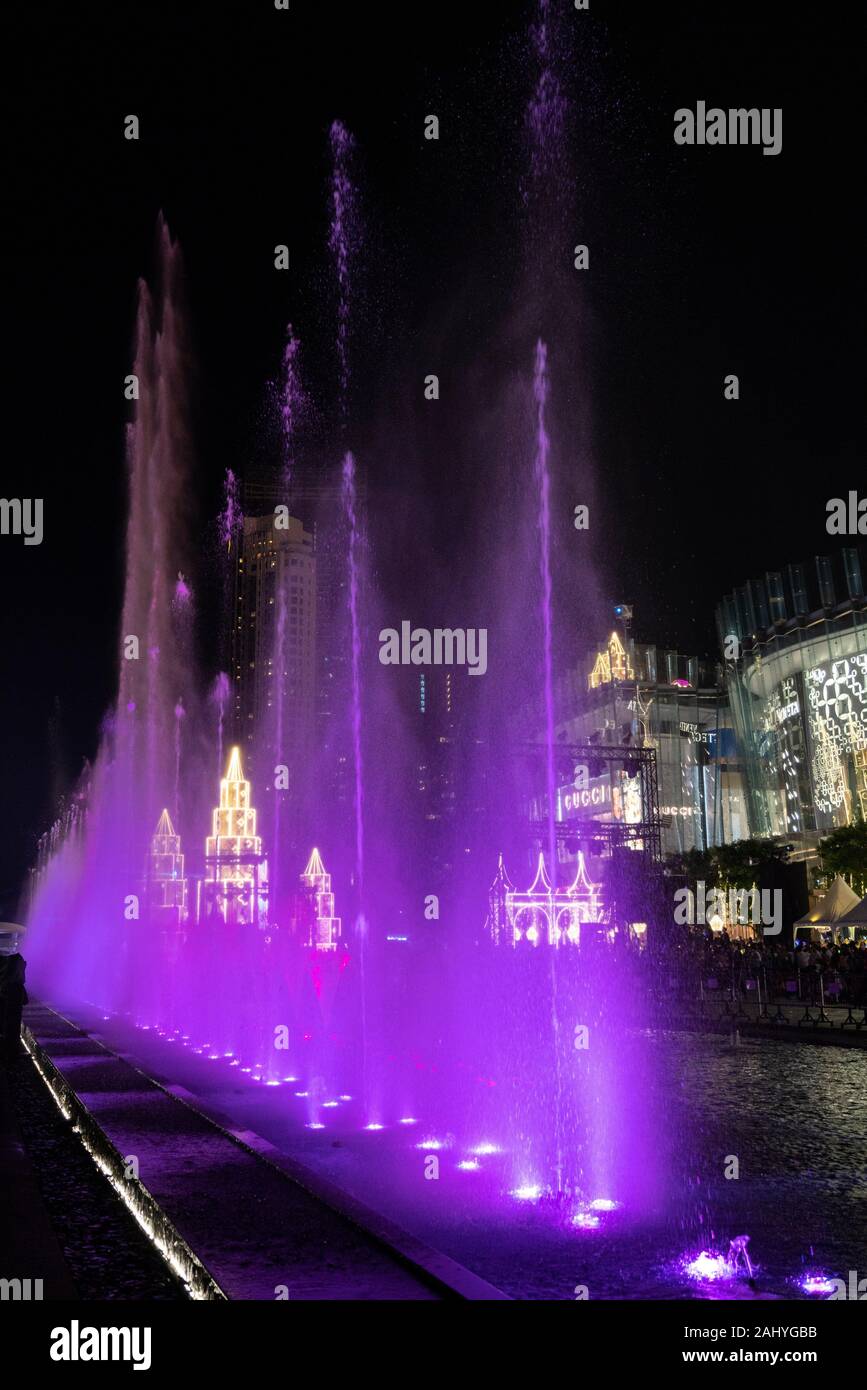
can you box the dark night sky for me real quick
[3,0,862,898]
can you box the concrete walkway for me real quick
[0,1060,77,1299]
[23,1004,508,1301]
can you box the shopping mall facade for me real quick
[533,630,748,863]
[522,546,866,874]
[717,547,867,858]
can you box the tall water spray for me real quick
[270,327,304,898]
[342,452,365,898]
[329,120,360,420]
[28,216,200,1005]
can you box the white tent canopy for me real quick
[793,875,860,935]
[835,888,867,929]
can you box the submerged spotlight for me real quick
[572,1211,601,1230]
[683,1251,732,1282]
[800,1273,837,1296]
[510,1184,541,1201]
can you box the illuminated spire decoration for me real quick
[485,853,515,944]
[497,850,603,947]
[199,746,269,926]
[300,847,341,950]
[147,807,188,923]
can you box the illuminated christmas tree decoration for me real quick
[588,631,634,690]
[299,846,342,950]
[198,746,269,926]
[488,851,604,947]
[146,807,188,923]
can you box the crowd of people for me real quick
[684,929,867,1008]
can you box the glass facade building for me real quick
[716,548,867,854]
[526,631,749,860]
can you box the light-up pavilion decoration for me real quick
[299,847,342,950]
[487,851,604,946]
[198,746,269,926]
[146,808,188,924]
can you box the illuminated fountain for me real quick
[198,746,269,927]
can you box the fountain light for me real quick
[339,1094,352,1101]
[323,1100,339,1108]
[799,1273,837,1296]
[306,1122,325,1130]
[683,1251,732,1282]
[470,1142,501,1156]
[294,1091,309,1097]
[510,1184,541,1202]
[365,1122,384,1131]
[457,1160,480,1171]
[417,1138,445,1151]
[589,1198,621,1212]
[572,1211,601,1229]
[399,1116,418,1125]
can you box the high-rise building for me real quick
[231,513,316,832]
[514,625,748,862]
[239,472,356,840]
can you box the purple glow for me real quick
[510,1184,542,1202]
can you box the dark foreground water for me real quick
[57,1008,867,1300]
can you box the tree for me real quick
[713,838,787,892]
[817,821,867,897]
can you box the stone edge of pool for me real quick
[23,1001,512,1302]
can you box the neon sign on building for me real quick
[806,654,867,821]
